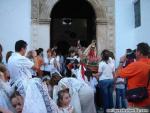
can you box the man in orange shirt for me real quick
[117,42,150,107]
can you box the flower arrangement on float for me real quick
[79,40,101,73]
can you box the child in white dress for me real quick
[50,73,96,113]
[57,89,74,113]
[0,64,15,112]
[10,91,24,113]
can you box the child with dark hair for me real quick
[85,68,98,93]
[10,91,23,113]
[57,89,74,113]
[84,68,101,109]
[0,64,15,112]
[6,51,13,64]
[50,73,96,113]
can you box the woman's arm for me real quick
[93,72,102,80]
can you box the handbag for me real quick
[126,72,150,102]
[126,87,149,102]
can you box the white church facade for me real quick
[0,0,150,65]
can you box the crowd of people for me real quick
[0,40,150,113]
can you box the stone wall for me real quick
[31,0,115,54]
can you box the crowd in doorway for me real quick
[0,40,150,113]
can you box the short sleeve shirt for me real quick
[98,61,114,81]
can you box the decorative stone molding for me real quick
[39,0,58,20]
[31,0,39,19]
[32,0,107,22]
[96,18,107,25]
[31,0,115,53]
[87,0,106,19]
[31,23,39,49]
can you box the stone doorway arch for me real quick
[31,0,115,54]
[50,0,96,55]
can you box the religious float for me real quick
[80,40,100,73]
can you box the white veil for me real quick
[17,78,59,113]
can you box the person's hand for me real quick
[120,55,126,63]
[93,73,99,80]
[92,73,97,77]
[67,105,74,113]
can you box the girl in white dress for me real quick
[10,91,24,113]
[57,88,74,113]
[0,64,15,113]
[49,73,96,113]
[85,68,98,93]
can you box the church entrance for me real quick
[50,0,96,55]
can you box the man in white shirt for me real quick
[8,40,59,113]
[8,40,38,86]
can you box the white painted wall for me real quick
[134,0,150,45]
[0,0,31,63]
[115,0,135,66]
[115,0,150,66]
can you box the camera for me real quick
[126,49,136,59]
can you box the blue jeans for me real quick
[115,88,127,108]
[98,79,114,113]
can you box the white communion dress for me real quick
[53,77,96,113]
[0,79,15,112]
